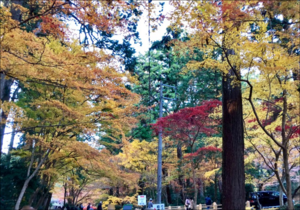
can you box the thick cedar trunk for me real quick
[221,69,245,210]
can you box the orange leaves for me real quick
[38,16,68,39]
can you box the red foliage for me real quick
[151,100,222,146]
[185,146,222,159]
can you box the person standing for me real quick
[89,204,94,210]
[87,203,91,210]
[205,196,212,209]
[79,203,84,210]
[185,198,190,210]
[189,197,194,210]
[147,198,153,208]
[97,201,102,210]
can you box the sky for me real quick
[131,1,171,55]
[2,1,172,153]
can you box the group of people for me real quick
[185,196,212,210]
[53,201,102,210]
[147,196,212,210]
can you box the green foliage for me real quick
[0,155,44,210]
[132,29,222,141]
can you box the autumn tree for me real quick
[152,100,221,205]
[0,0,143,163]
[167,0,299,209]
[185,146,222,202]
[0,1,142,209]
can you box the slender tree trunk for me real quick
[279,167,285,206]
[15,150,49,210]
[221,68,245,210]
[44,193,52,210]
[116,186,120,197]
[163,167,172,204]
[35,190,48,209]
[29,186,42,206]
[64,182,67,207]
[218,178,222,204]
[282,90,294,210]
[199,179,204,198]
[192,166,197,207]
[214,174,218,202]
[279,185,283,206]
[109,187,113,196]
[177,143,185,204]
[15,177,31,210]
[283,148,293,209]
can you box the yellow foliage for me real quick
[102,194,139,210]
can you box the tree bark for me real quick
[0,76,13,161]
[14,149,49,210]
[44,193,52,210]
[282,90,294,210]
[177,143,185,204]
[214,174,218,202]
[221,68,245,210]
[162,167,172,204]
[192,166,197,208]
[0,0,22,164]
[283,148,293,209]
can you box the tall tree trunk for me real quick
[282,90,294,210]
[221,68,245,210]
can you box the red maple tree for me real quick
[151,100,222,150]
[151,100,222,203]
